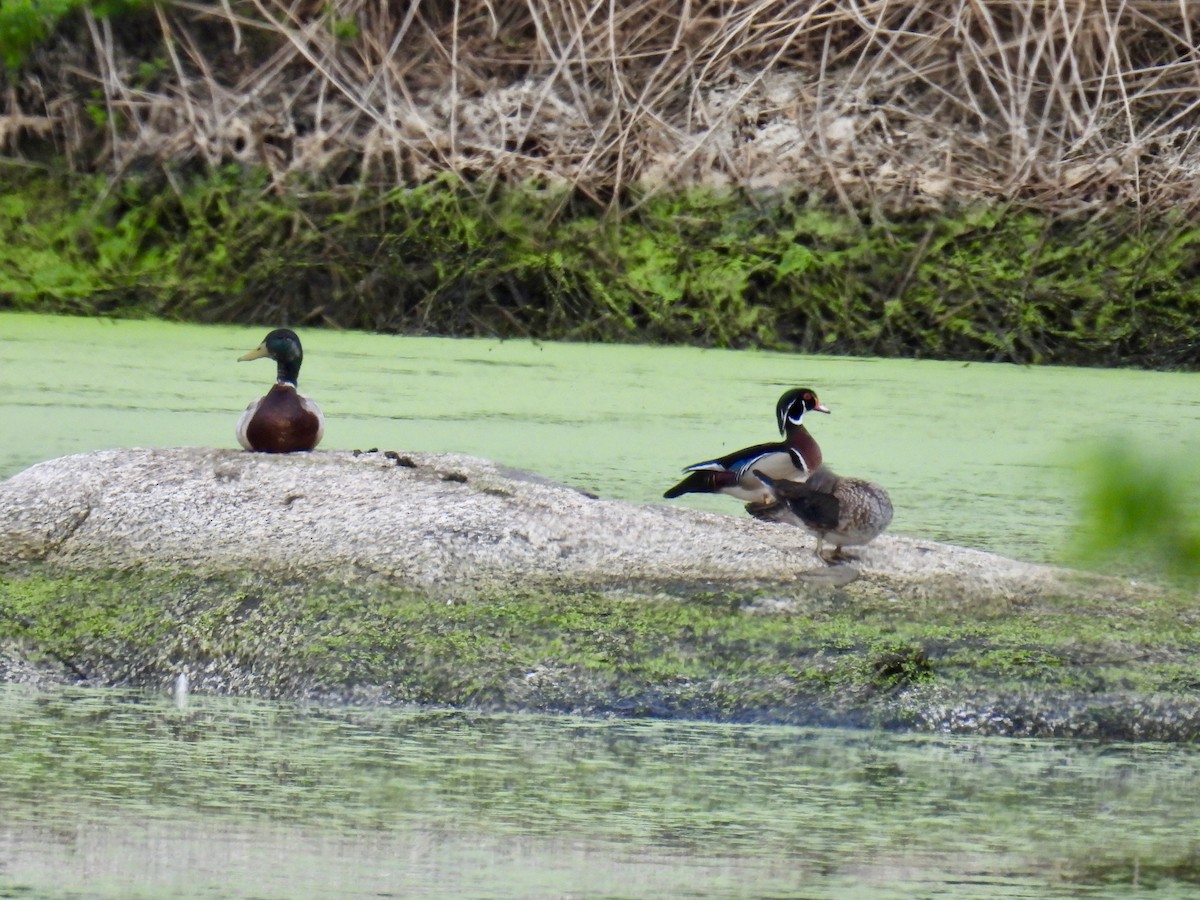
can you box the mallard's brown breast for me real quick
[238,384,324,453]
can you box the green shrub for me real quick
[1071,444,1200,583]
[0,0,149,71]
[2,168,1200,370]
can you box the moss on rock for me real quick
[2,557,1197,740]
[2,447,1195,738]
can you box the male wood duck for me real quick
[750,466,893,562]
[236,328,325,453]
[663,388,830,504]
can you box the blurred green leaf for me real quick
[1071,443,1200,583]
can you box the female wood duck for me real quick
[236,328,325,453]
[750,466,893,562]
[663,388,830,504]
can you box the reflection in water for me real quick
[1,686,1198,898]
[4,821,796,899]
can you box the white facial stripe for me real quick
[783,395,808,426]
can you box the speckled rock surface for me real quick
[4,449,1190,739]
[0,447,1123,601]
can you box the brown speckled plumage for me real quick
[750,466,893,562]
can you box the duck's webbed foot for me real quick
[822,546,859,564]
[745,499,781,516]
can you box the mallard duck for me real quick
[663,388,830,504]
[236,328,324,453]
[750,466,893,562]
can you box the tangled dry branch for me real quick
[6,0,1200,211]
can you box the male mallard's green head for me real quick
[775,387,830,435]
[239,328,304,385]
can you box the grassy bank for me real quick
[3,169,1200,368]
[5,1,1200,367]
[3,564,1199,739]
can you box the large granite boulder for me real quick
[0,447,1108,601]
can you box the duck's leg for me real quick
[829,547,859,563]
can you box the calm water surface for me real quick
[2,685,1199,899]
[2,312,1198,564]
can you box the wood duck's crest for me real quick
[775,387,830,436]
[236,328,324,453]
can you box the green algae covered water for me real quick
[2,684,1199,899]
[2,312,1198,564]
[3,314,1200,897]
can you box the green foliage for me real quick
[0,166,299,317]
[1071,443,1200,583]
[0,0,150,71]
[327,4,359,42]
[865,642,934,691]
[2,169,1200,368]
[0,0,72,70]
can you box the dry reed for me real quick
[5,0,1200,212]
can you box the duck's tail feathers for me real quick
[663,469,725,499]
